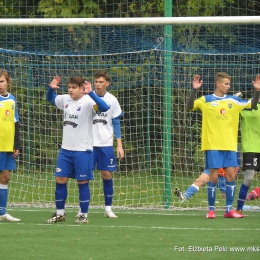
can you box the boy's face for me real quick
[216,78,230,94]
[94,76,110,96]
[68,83,83,100]
[0,75,9,95]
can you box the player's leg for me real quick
[175,171,209,200]
[217,176,226,199]
[206,151,221,219]
[207,169,218,218]
[101,170,116,216]
[247,187,260,200]
[46,148,71,224]
[0,152,20,222]
[236,153,256,212]
[76,148,97,218]
[224,151,243,218]
[96,147,118,218]
[74,150,93,224]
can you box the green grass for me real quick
[1,208,260,260]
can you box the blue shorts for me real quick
[203,169,226,193]
[0,152,16,171]
[92,146,116,172]
[55,148,94,181]
[205,150,238,169]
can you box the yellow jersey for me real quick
[192,94,251,151]
[0,93,19,152]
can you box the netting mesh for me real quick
[1,0,260,209]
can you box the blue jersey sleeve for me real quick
[46,87,57,105]
[112,116,122,138]
[88,91,110,112]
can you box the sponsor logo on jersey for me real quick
[220,108,226,115]
[0,103,4,107]
[96,111,108,117]
[64,112,79,119]
[216,108,228,120]
[11,104,14,110]
[93,119,107,125]
[63,121,78,128]
[210,101,219,107]
[69,114,78,119]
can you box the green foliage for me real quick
[38,0,99,18]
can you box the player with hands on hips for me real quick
[45,75,110,224]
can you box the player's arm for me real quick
[13,122,20,158]
[251,74,260,110]
[187,75,203,110]
[82,81,110,112]
[46,76,60,105]
[112,116,124,159]
[13,100,20,158]
[46,87,57,105]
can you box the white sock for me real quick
[105,206,112,211]
[57,209,65,215]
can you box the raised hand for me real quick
[50,76,61,89]
[252,74,260,91]
[82,81,92,94]
[193,75,203,90]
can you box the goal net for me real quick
[1,4,260,210]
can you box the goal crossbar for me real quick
[1,16,260,26]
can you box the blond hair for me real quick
[215,72,231,84]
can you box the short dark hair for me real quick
[67,76,85,87]
[94,70,111,82]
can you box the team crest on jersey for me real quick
[210,101,219,107]
[228,103,232,109]
[5,110,10,116]
[93,104,98,112]
[65,104,69,108]
[76,106,81,111]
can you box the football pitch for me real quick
[0,208,259,260]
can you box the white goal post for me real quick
[1,16,260,26]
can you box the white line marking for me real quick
[0,223,256,231]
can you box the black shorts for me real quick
[242,153,260,171]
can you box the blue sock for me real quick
[78,183,90,214]
[207,182,217,211]
[225,181,236,212]
[237,183,249,211]
[184,184,199,199]
[0,184,8,215]
[55,183,67,210]
[103,179,113,206]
